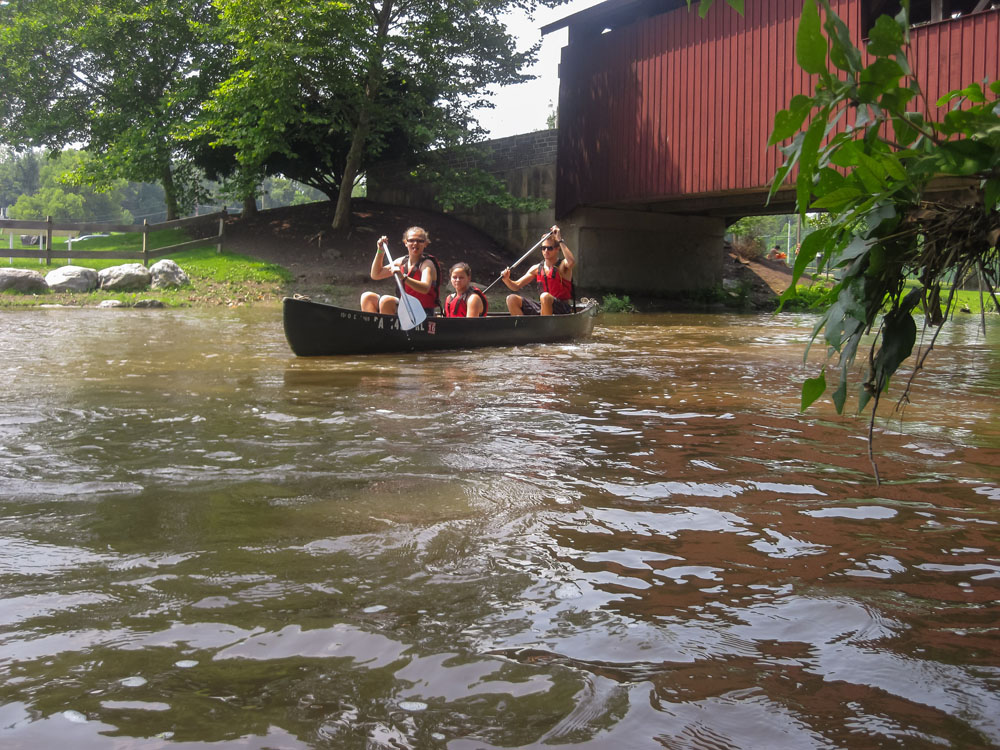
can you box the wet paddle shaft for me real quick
[381,240,427,331]
[481,230,554,294]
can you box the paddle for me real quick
[481,230,554,294]
[381,240,427,331]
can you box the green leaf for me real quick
[960,82,987,103]
[935,139,996,176]
[796,115,828,211]
[793,226,830,281]
[867,14,905,57]
[801,370,827,411]
[864,202,898,236]
[857,381,874,413]
[936,82,987,108]
[838,235,869,262]
[823,9,863,72]
[879,150,909,180]
[872,309,917,390]
[868,241,886,274]
[829,140,862,167]
[858,58,906,102]
[770,95,813,144]
[831,375,848,414]
[810,186,865,211]
[814,166,847,194]
[823,300,848,348]
[796,0,828,75]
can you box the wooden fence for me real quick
[0,211,227,266]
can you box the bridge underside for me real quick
[559,206,726,297]
[563,177,974,296]
[559,186,794,296]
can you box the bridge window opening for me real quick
[863,0,999,31]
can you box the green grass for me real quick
[780,284,830,310]
[779,279,999,315]
[0,228,292,308]
[899,278,998,316]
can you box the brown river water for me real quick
[0,306,998,749]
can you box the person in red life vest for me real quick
[444,263,489,318]
[501,225,576,315]
[360,226,440,316]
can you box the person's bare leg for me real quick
[361,291,380,313]
[506,294,524,315]
[379,295,399,315]
[540,293,554,316]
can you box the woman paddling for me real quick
[360,226,440,316]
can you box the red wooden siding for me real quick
[555,2,1000,217]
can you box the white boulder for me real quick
[98,263,151,291]
[150,259,190,289]
[0,268,48,293]
[46,265,99,292]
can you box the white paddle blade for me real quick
[396,292,427,331]
[380,240,427,331]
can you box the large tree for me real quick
[0,150,42,209]
[0,0,232,219]
[194,0,542,228]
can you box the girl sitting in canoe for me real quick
[444,263,489,318]
[360,226,441,316]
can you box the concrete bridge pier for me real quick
[560,207,726,296]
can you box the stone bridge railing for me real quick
[366,130,557,254]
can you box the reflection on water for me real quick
[1,307,998,748]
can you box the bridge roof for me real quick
[541,0,688,39]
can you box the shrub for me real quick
[599,294,635,313]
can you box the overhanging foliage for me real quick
[769,0,999,477]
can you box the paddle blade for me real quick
[396,292,427,331]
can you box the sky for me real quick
[477,0,604,139]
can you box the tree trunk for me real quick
[332,116,369,230]
[331,0,393,231]
[162,165,180,221]
[243,194,258,218]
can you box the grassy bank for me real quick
[0,230,292,308]
[779,281,998,316]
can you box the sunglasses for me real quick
[406,238,427,244]
[541,245,558,251]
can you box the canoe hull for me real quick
[282,297,598,356]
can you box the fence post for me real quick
[45,216,52,266]
[142,219,149,266]
[217,209,226,254]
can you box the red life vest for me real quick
[535,263,573,301]
[403,253,441,311]
[445,286,489,318]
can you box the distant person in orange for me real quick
[501,225,576,315]
[360,226,440,316]
[769,243,787,261]
[444,263,488,317]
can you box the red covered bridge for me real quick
[543,0,1000,294]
